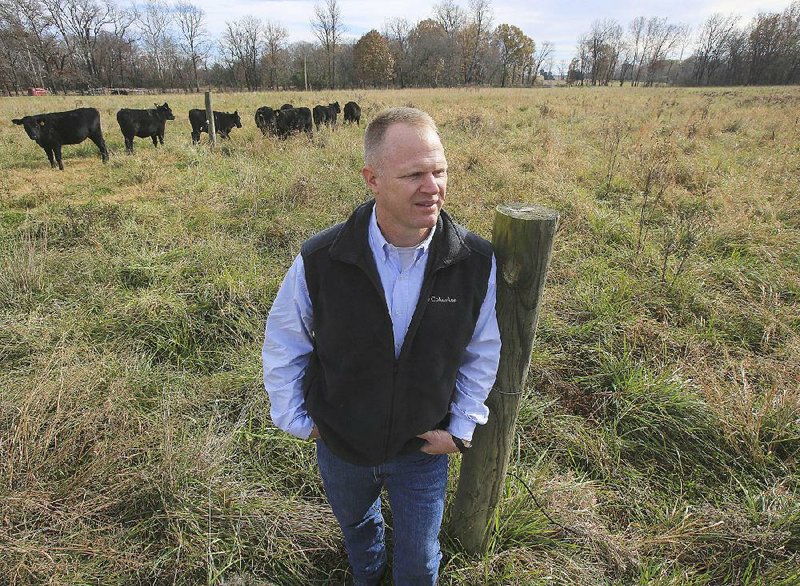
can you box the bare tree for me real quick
[41,0,114,84]
[642,18,683,85]
[408,18,449,87]
[693,13,740,84]
[136,0,175,88]
[747,5,800,85]
[585,19,608,85]
[557,58,567,81]
[664,23,691,85]
[622,16,645,85]
[221,15,262,90]
[0,0,61,89]
[311,0,344,89]
[433,0,465,37]
[529,39,553,84]
[566,56,583,85]
[462,0,493,84]
[581,18,623,85]
[385,17,411,88]
[0,16,25,93]
[632,17,656,86]
[95,5,137,87]
[263,20,287,90]
[175,1,208,92]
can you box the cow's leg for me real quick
[90,133,109,163]
[54,144,64,170]
[125,136,133,154]
[158,132,164,145]
[152,134,158,147]
[191,131,199,144]
[44,147,56,168]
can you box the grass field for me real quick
[1,86,799,585]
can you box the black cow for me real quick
[11,107,108,170]
[344,101,361,126]
[255,106,277,136]
[313,102,341,131]
[188,109,242,143]
[274,107,313,139]
[116,102,175,154]
[280,103,294,110]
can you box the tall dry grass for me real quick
[1,86,798,584]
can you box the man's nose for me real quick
[420,173,439,193]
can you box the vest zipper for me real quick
[382,355,400,461]
[382,265,444,461]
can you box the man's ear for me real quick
[362,166,379,194]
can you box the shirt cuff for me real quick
[447,414,478,442]
[288,414,316,440]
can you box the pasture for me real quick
[1,87,799,584]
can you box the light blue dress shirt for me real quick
[262,206,501,443]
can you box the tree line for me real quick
[569,2,800,86]
[0,0,550,94]
[1,0,798,95]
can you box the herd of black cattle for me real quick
[9,100,362,170]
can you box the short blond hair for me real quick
[364,107,440,169]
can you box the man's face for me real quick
[362,123,448,247]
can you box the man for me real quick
[263,107,500,585]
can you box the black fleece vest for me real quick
[301,200,493,466]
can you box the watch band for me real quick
[452,436,471,454]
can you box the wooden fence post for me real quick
[448,203,559,554]
[205,90,216,148]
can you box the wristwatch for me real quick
[452,436,472,454]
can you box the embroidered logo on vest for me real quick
[429,296,457,303]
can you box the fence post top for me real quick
[496,203,559,221]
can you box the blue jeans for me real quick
[316,440,449,586]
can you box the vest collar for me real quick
[329,199,471,273]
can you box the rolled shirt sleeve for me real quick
[447,254,501,442]
[262,254,316,439]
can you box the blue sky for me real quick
[193,0,791,64]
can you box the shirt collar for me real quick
[368,204,436,263]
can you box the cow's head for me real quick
[232,111,242,128]
[256,108,274,128]
[12,116,47,142]
[156,102,175,120]
[331,102,341,113]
